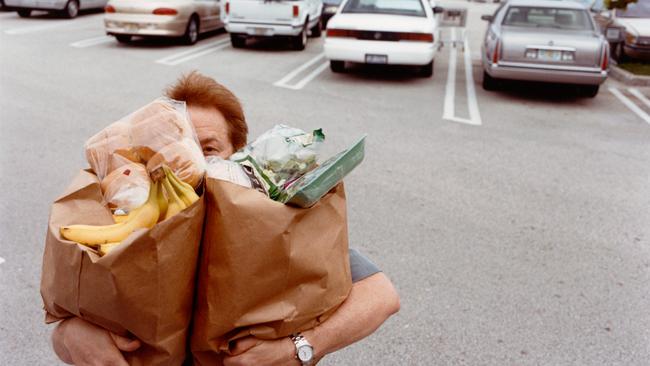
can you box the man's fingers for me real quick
[110,333,141,352]
[229,336,260,356]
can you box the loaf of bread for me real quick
[100,162,151,210]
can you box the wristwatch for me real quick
[290,333,314,365]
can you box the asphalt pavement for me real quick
[1,1,650,365]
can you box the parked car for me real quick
[104,0,223,45]
[321,0,342,28]
[5,0,106,18]
[591,0,650,62]
[324,0,442,77]
[223,0,323,50]
[480,0,609,97]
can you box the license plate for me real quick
[365,54,388,64]
[124,23,138,31]
[538,49,561,61]
[250,27,272,36]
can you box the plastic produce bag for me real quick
[229,125,324,201]
[205,156,252,188]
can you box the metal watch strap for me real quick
[291,333,313,366]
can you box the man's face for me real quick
[187,105,235,159]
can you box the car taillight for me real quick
[400,32,434,42]
[327,29,352,38]
[153,8,178,15]
[104,5,115,13]
[292,5,299,17]
[492,39,500,64]
[601,44,609,70]
[225,2,229,15]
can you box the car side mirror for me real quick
[433,6,444,14]
[605,26,624,42]
[481,15,493,22]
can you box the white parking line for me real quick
[274,52,327,90]
[609,87,650,125]
[442,27,482,126]
[4,16,102,35]
[628,88,650,109]
[0,257,5,265]
[155,39,230,66]
[70,35,113,48]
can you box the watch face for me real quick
[298,346,313,361]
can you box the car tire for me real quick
[115,34,132,43]
[482,71,498,91]
[292,21,308,51]
[419,61,433,78]
[17,9,31,17]
[182,16,199,45]
[62,0,79,18]
[310,18,322,38]
[581,85,599,98]
[330,60,345,73]
[230,33,246,48]
[614,43,628,63]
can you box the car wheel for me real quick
[581,85,599,98]
[482,71,498,91]
[330,60,345,73]
[419,61,433,78]
[62,0,79,18]
[115,34,132,43]
[614,43,628,63]
[17,9,32,17]
[310,18,322,38]
[182,16,199,45]
[230,33,246,48]
[292,21,307,50]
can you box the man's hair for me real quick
[166,71,248,151]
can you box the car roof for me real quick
[505,0,589,10]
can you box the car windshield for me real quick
[342,0,426,17]
[503,6,594,30]
[617,0,650,17]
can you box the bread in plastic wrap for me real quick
[146,138,206,189]
[100,162,151,211]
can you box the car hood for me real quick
[615,18,650,36]
[327,13,434,33]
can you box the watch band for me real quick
[291,333,314,366]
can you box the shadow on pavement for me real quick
[486,80,598,103]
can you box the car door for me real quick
[196,0,222,31]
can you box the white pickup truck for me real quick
[223,0,323,50]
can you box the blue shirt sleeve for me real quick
[349,248,381,283]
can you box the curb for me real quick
[609,65,650,87]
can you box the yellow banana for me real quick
[60,181,161,245]
[112,213,131,224]
[162,165,199,207]
[161,176,186,220]
[98,242,121,256]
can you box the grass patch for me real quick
[618,62,650,76]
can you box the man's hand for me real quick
[223,336,299,366]
[52,317,141,366]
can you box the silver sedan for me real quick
[480,0,609,97]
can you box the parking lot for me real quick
[1,1,649,364]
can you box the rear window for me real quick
[342,0,426,18]
[502,6,594,30]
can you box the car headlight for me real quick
[625,33,637,44]
[324,5,338,14]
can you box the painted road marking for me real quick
[4,15,103,35]
[274,52,327,90]
[70,35,114,48]
[0,257,5,265]
[609,87,650,125]
[155,39,230,66]
[629,88,650,109]
[443,27,482,126]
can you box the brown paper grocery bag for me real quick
[191,178,352,365]
[41,170,205,366]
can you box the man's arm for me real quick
[224,272,400,365]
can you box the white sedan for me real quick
[324,0,442,77]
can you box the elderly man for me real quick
[51,72,400,366]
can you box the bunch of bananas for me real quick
[60,166,199,256]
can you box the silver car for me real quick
[5,0,107,18]
[481,0,609,97]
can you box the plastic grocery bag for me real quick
[84,98,206,211]
[41,170,205,366]
[191,178,352,365]
[229,125,324,201]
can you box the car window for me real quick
[342,0,427,17]
[617,0,650,17]
[503,6,594,30]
